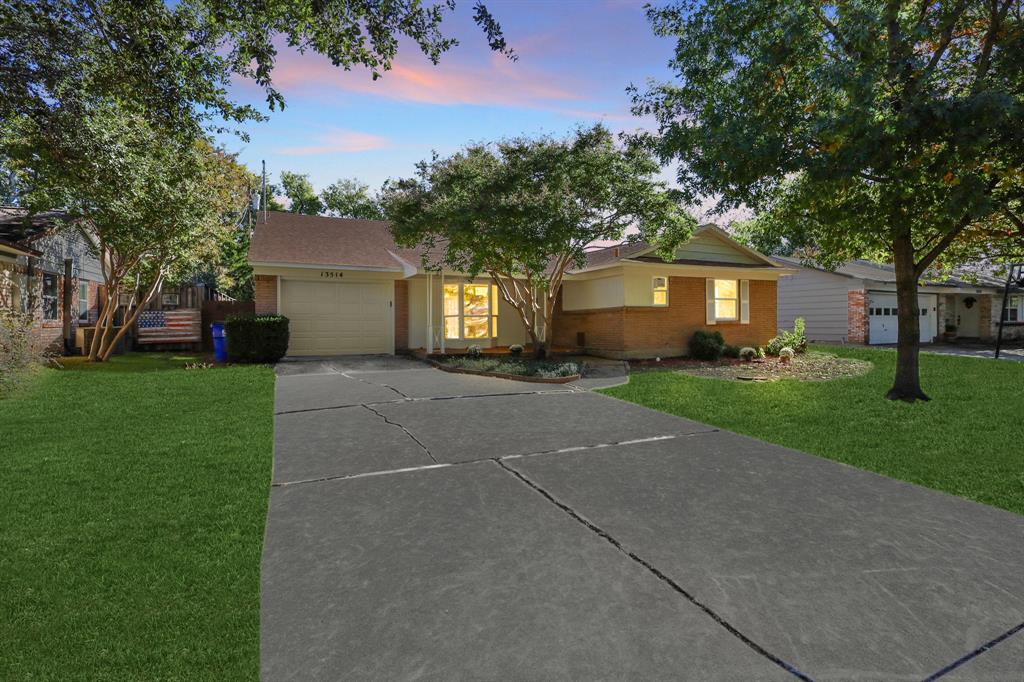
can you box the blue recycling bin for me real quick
[211,322,228,363]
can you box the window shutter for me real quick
[740,280,750,324]
[705,278,716,325]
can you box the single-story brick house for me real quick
[0,207,104,354]
[775,256,1024,345]
[249,211,792,358]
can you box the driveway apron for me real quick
[263,357,1024,681]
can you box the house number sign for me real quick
[320,271,343,279]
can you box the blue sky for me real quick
[215,0,678,195]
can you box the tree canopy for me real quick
[634,0,1024,401]
[279,171,324,215]
[0,0,512,142]
[383,125,694,357]
[321,178,384,220]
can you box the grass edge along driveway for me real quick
[602,345,1024,517]
[0,354,274,680]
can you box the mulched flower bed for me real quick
[631,351,872,382]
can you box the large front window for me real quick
[443,283,499,340]
[713,279,738,321]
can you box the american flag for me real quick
[137,309,201,344]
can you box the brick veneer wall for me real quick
[552,276,778,359]
[847,290,868,344]
[254,275,278,315]
[394,279,409,350]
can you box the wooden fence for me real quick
[201,300,255,350]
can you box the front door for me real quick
[956,296,981,338]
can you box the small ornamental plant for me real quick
[467,344,483,358]
[739,347,757,362]
[509,344,524,357]
[779,347,795,364]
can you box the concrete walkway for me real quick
[263,357,1024,681]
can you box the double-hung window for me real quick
[713,279,739,321]
[78,282,89,322]
[1004,295,1023,323]
[652,276,669,306]
[443,283,499,340]
[42,273,58,321]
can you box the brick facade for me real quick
[847,290,868,344]
[1,260,102,354]
[394,279,409,351]
[254,275,278,315]
[553,276,778,359]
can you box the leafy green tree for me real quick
[3,102,249,361]
[383,125,694,358]
[279,171,324,215]
[634,0,1024,401]
[320,179,384,220]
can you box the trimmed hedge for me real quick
[224,314,290,363]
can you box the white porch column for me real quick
[426,272,433,353]
[440,270,446,353]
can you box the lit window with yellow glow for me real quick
[714,279,738,320]
[652,276,668,306]
[443,282,499,340]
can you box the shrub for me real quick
[755,346,766,359]
[225,314,290,363]
[722,344,740,359]
[467,344,482,358]
[779,347,795,363]
[765,335,786,356]
[0,309,45,398]
[689,330,725,360]
[739,346,756,361]
[509,344,524,357]
[765,318,808,357]
[442,356,578,378]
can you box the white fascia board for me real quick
[249,260,402,273]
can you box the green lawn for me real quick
[602,345,1024,516]
[1,353,275,680]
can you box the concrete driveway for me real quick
[263,357,1024,681]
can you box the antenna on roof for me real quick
[260,159,268,223]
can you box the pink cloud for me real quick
[274,129,391,156]
[266,47,612,115]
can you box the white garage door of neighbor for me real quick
[280,280,393,356]
[868,292,937,345]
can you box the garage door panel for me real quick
[281,280,393,356]
[868,292,936,345]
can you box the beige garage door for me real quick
[280,279,393,356]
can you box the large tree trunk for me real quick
[886,234,929,402]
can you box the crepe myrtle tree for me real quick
[383,125,696,358]
[4,102,250,361]
[633,0,1024,401]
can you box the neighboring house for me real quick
[248,211,791,358]
[0,207,105,354]
[774,256,1024,344]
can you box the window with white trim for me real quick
[1004,295,1023,323]
[713,279,738,321]
[42,273,58,321]
[78,282,89,322]
[443,283,499,340]
[652,276,668,306]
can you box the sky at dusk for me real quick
[215,0,679,199]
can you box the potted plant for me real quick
[943,323,957,341]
